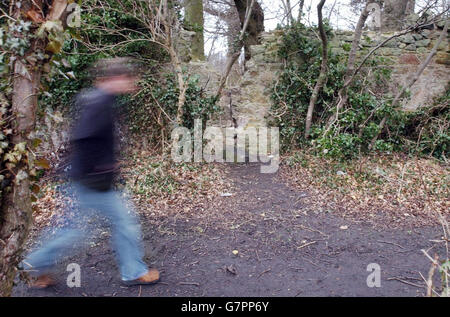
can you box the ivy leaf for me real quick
[29,168,37,177]
[66,71,76,79]
[32,138,43,148]
[19,65,31,80]
[61,59,71,68]
[35,158,50,169]
[46,40,63,54]
[38,20,65,54]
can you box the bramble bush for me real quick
[123,71,220,147]
[35,0,220,152]
[270,22,449,161]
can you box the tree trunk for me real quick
[282,0,295,25]
[184,0,205,61]
[217,0,257,98]
[0,0,67,296]
[298,0,305,22]
[382,0,416,31]
[233,0,264,61]
[305,0,328,139]
[171,46,188,126]
[0,55,42,299]
[157,0,187,126]
[286,0,294,25]
[325,1,375,130]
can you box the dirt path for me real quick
[13,162,445,297]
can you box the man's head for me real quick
[91,57,139,95]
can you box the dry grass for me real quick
[281,150,449,228]
[31,149,233,232]
[120,149,233,221]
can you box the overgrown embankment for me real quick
[268,23,449,160]
[281,151,449,228]
[263,23,449,228]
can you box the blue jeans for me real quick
[23,182,148,281]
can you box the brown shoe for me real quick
[30,274,57,289]
[124,268,160,286]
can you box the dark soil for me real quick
[13,162,446,297]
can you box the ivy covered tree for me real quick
[233,0,264,61]
[0,0,72,296]
[184,0,205,61]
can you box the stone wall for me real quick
[331,26,449,111]
[196,31,283,158]
[228,26,450,129]
[225,31,283,129]
[180,26,449,157]
[206,26,449,129]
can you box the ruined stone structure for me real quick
[331,26,450,111]
[192,25,449,131]
[179,25,449,158]
[35,25,449,169]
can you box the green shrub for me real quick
[123,71,220,146]
[270,22,448,161]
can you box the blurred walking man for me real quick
[22,58,160,288]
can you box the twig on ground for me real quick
[255,249,260,262]
[301,256,328,273]
[376,240,405,250]
[178,281,200,286]
[297,241,317,250]
[387,277,424,289]
[257,268,272,278]
[298,224,329,238]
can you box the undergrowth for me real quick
[270,22,449,161]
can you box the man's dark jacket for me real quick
[69,87,117,190]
